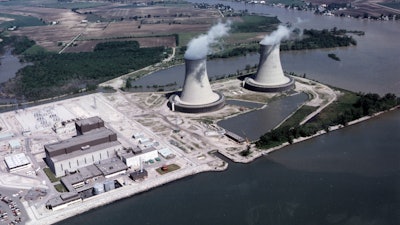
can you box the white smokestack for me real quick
[184,21,231,60]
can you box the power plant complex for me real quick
[168,57,225,113]
[168,42,295,113]
[244,43,295,92]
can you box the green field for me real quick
[279,105,317,128]
[0,13,45,29]
[231,15,279,33]
[177,32,203,47]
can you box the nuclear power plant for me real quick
[168,57,225,113]
[244,43,295,92]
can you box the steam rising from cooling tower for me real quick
[184,21,231,60]
[244,25,295,92]
[168,22,231,113]
[260,25,291,45]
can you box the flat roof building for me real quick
[75,116,104,135]
[130,169,148,181]
[45,126,122,177]
[46,192,81,211]
[4,153,31,172]
[95,158,128,179]
[121,147,158,169]
[8,139,21,151]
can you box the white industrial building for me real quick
[8,139,21,151]
[121,147,159,169]
[4,153,31,172]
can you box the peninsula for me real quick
[0,1,399,225]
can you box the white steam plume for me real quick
[260,17,306,45]
[184,21,231,60]
[260,25,291,45]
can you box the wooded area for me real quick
[256,92,400,149]
[6,40,165,100]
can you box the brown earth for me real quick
[1,3,221,52]
[307,0,400,17]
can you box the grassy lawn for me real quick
[309,90,360,127]
[178,32,203,47]
[280,105,318,127]
[226,32,263,42]
[156,164,181,175]
[43,167,61,183]
[54,183,67,193]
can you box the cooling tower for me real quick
[168,58,225,113]
[244,43,294,92]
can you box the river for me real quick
[0,48,28,83]
[56,2,399,225]
[132,1,400,96]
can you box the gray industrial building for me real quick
[45,117,122,177]
[75,116,104,135]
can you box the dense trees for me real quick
[211,28,359,60]
[256,92,399,149]
[0,35,35,54]
[280,28,357,51]
[231,15,280,33]
[13,40,165,100]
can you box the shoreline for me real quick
[218,106,400,164]
[5,81,398,225]
[26,161,227,225]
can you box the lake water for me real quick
[53,2,400,225]
[56,110,400,225]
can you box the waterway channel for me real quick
[56,2,400,225]
[219,93,308,141]
[0,48,28,84]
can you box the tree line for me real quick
[280,28,357,51]
[8,40,165,100]
[256,92,399,149]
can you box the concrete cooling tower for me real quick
[168,58,225,113]
[244,43,295,92]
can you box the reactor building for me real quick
[45,116,123,177]
[168,57,225,113]
[244,43,295,92]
